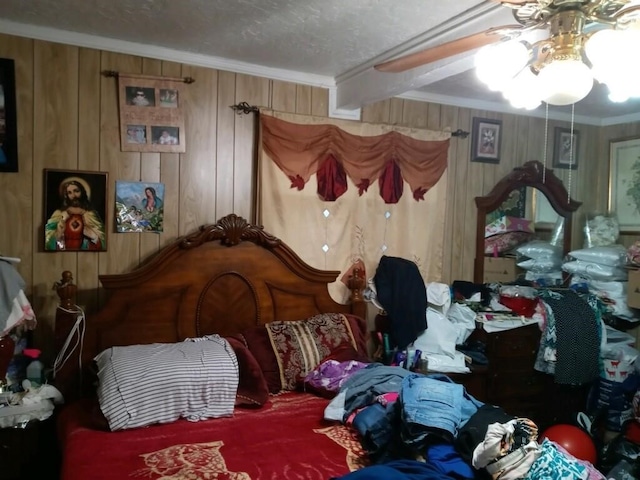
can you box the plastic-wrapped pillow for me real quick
[569,245,627,267]
[562,260,628,281]
[517,257,562,273]
[516,240,562,260]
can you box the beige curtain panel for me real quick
[258,110,452,311]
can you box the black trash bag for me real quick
[598,433,640,476]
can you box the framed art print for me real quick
[43,169,108,251]
[553,127,579,169]
[0,58,18,172]
[609,136,640,232]
[471,117,501,164]
[115,181,165,233]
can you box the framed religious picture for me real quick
[115,181,165,233]
[609,136,640,232]
[470,117,501,164]
[553,127,579,169]
[0,58,18,172]
[43,169,108,251]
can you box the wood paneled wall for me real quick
[1,33,638,359]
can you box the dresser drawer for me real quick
[486,324,540,359]
[487,369,548,401]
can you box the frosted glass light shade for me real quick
[537,59,594,105]
[475,41,529,91]
[503,68,542,110]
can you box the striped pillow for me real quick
[94,335,238,431]
[265,313,359,391]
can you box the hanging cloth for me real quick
[260,114,450,203]
[0,261,36,337]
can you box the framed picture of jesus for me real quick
[43,169,108,251]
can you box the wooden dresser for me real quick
[466,322,590,431]
[469,323,547,417]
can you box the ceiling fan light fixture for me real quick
[475,41,529,90]
[503,67,542,110]
[536,58,594,106]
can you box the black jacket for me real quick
[374,255,427,350]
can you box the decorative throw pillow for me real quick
[265,313,360,391]
[235,328,281,394]
[225,336,269,407]
[240,313,369,394]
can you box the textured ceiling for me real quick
[0,0,638,125]
[0,0,481,75]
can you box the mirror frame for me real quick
[474,160,582,284]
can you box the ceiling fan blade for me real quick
[488,0,533,4]
[374,25,523,73]
[614,4,640,21]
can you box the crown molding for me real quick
[398,89,640,127]
[0,19,335,89]
[599,111,640,127]
[328,87,361,121]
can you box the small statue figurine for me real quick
[54,271,76,310]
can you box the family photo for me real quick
[118,75,186,153]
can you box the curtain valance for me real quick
[261,114,450,203]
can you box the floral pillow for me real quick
[266,313,361,391]
[484,231,534,255]
[240,313,367,393]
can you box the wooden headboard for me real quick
[54,214,366,400]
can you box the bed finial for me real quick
[54,270,76,310]
[347,267,365,303]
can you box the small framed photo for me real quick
[471,117,501,164]
[553,127,579,169]
[0,58,18,172]
[125,86,156,107]
[43,169,108,251]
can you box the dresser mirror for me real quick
[474,160,582,284]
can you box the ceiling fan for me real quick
[375,0,640,107]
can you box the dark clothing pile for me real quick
[374,256,427,350]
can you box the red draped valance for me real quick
[260,115,450,203]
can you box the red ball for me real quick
[540,424,597,464]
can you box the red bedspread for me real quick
[58,392,368,479]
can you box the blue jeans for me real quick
[400,373,483,445]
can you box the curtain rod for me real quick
[102,70,196,84]
[229,102,469,137]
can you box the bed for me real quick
[53,213,371,480]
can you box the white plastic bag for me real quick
[412,307,457,359]
[446,302,476,345]
[426,282,451,315]
[584,213,620,248]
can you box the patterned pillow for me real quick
[266,313,360,391]
[484,231,534,255]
